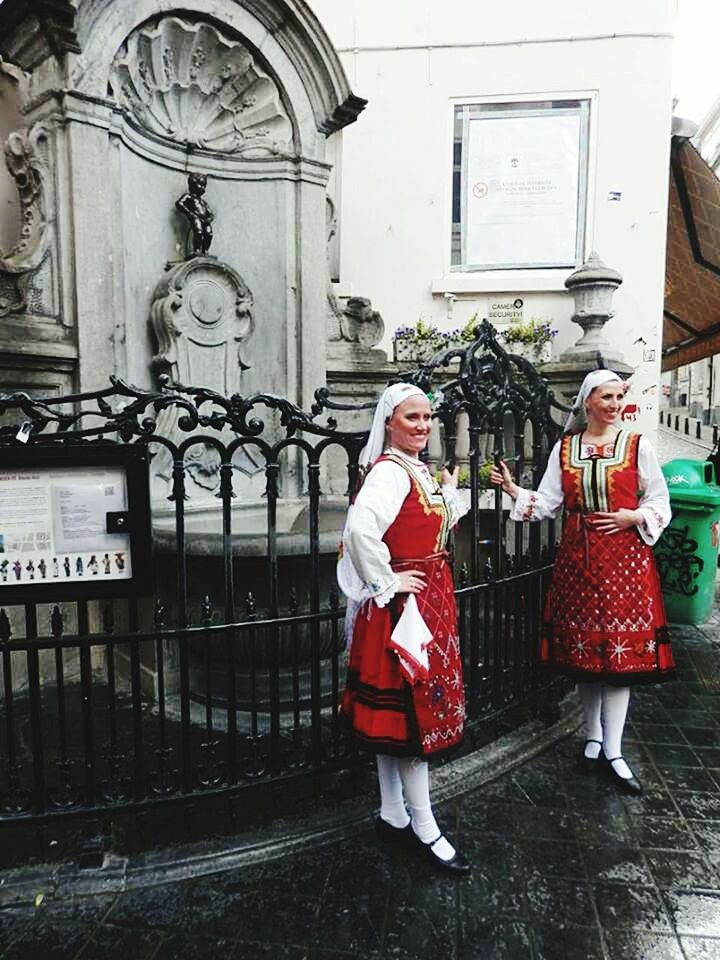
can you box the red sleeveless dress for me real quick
[540,432,675,684]
[341,455,465,758]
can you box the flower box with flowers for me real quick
[500,319,557,364]
[393,335,442,363]
[436,461,511,512]
[455,479,495,513]
[392,316,481,364]
[392,319,457,363]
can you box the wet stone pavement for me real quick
[657,427,714,467]
[3,624,720,959]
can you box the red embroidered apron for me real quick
[341,455,465,758]
[540,432,675,684]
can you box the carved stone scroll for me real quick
[0,125,49,273]
[0,123,51,318]
[110,16,293,157]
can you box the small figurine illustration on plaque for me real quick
[0,447,153,602]
[176,173,214,258]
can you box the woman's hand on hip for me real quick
[591,509,642,534]
[395,569,427,594]
[488,460,520,499]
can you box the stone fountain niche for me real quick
[0,0,366,715]
[108,21,345,623]
[90,9,362,559]
[105,12,322,401]
[106,12,363,712]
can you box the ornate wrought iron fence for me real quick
[0,321,567,826]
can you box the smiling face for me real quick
[386,395,432,456]
[584,380,625,431]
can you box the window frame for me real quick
[438,91,597,294]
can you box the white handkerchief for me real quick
[389,593,432,683]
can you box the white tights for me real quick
[577,682,633,779]
[376,755,456,860]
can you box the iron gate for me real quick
[0,320,567,826]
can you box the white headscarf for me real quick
[564,369,625,433]
[358,382,428,468]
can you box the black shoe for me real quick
[578,739,603,774]
[418,834,472,875]
[374,816,414,845]
[603,754,643,796]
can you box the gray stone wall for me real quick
[0,1,365,410]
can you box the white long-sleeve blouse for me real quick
[337,449,467,607]
[510,434,671,546]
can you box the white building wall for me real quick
[696,95,720,174]
[310,0,675,436]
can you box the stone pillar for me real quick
[541,251,633,407]
[64,105,122,393]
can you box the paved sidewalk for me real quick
[2,623,720,959]
[658,427,715,467]
[661,410,717,451]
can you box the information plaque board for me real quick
[0,445,153,603]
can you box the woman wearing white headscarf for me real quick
[491,370,674,795]
[338,382,470,874]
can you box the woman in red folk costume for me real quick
[338,383,470,874]
[491,370,674,795]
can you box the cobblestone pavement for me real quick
[661,410,717,449]
[657,427,713,467]
[2,624,720,959]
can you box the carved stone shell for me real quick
[110,16,293,156]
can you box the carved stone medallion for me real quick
[150,256,260,496]
[188,280,224,326]
[151,257,254,392]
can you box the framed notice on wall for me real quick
[0,444,152,603]
[451,99,590,272]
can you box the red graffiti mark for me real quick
[620,403,638,422]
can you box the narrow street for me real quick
[657,426,715,466]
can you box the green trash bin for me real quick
[654,459,720,624]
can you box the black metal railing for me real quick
[0,320,568,827]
